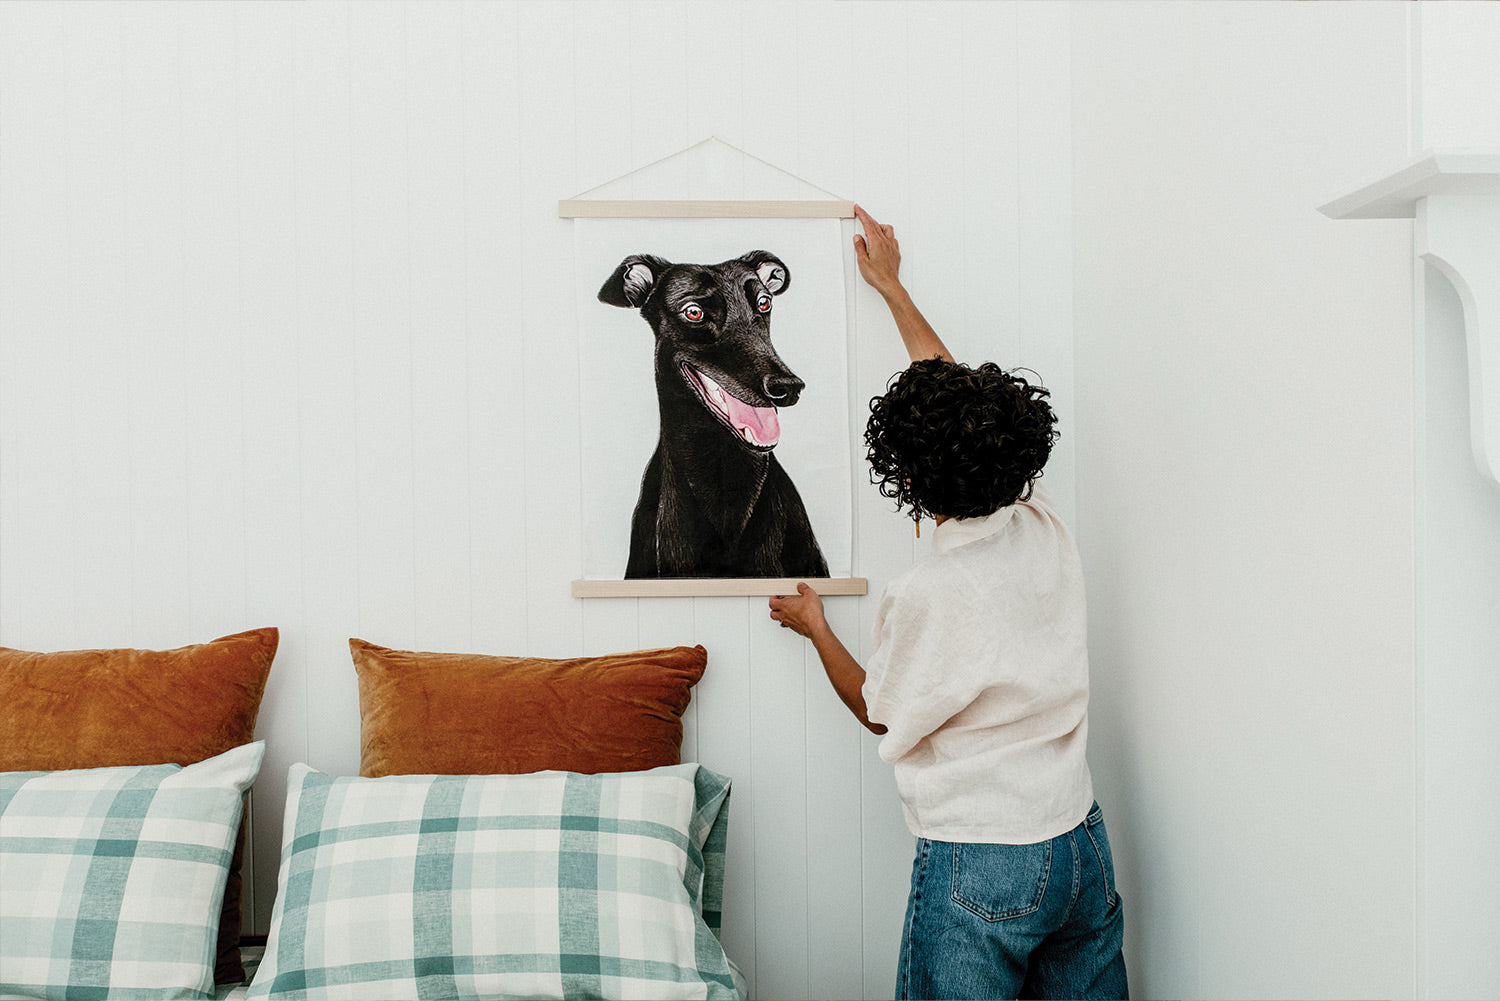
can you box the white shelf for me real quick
[1318,148,1500,220]
[1321,148,1500,489]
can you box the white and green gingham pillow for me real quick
[0,742,265,1001]
[247,763,737,1001]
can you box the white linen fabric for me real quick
[862,485,1095,845]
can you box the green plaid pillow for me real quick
[0,742,265,1001]
[247,763,738,1001]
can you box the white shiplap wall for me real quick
[1071,4,1417,999]
[1410,7,1500,999]
[0,4,1074,999]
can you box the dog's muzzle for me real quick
[682,362,782,449]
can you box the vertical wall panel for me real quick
[459,0,530,656]
[746,618,810,1001]
[1417,3,1500,150]
[516,3,583,658]
[683,2,746,151]
[624,2,693,185]
[961,4,1022,366]
[178,3,252,648]
[349,4,419,653]
[901,5,971,360]
[793,2,855,197]
[573,5,636,197]
[232,3,312,933]
[63,4,134,646]
[1015,1,1077,521]
[408,2,475,655]
[738,2,800,185]
[0,3,75,647]
[121,4,192,647]
[289,1,362,785]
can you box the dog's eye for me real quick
[682,303,705,323]
[756,293,772,314]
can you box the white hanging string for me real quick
[566,135,846,201]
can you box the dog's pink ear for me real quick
[599,254,671,309]
[739,251,790,296]
[756,261,787,294]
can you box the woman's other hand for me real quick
[768,582,828,640]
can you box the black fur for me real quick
[599,250,830,579]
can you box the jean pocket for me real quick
[1083,805,1119,908]
[950,840,1052,922]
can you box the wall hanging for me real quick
[563,139,867,597]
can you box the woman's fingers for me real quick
[855,204,890,245]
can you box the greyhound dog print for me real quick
[598,250,830,579]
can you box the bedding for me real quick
[351,640,707,778]
[213,947,261,1001]
[247,762,739,1001]
[0,627,278,983]
[0,743,265,1001]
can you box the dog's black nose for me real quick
[763,373,804,405]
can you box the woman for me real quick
[768,205,1127,1001]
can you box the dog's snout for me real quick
[763,372,804,405]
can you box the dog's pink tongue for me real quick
[724,394,780,447]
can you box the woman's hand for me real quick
[853,204,903,299]
[768,582,828,640]
[852,204,954,364]
[769,583,887,735]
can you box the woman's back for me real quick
[865,484,1094,844]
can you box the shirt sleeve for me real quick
[862,574,983,763]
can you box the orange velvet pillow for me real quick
[351,639,707,778]
[0,627,277,985]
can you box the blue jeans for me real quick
[897,803,1128,1000]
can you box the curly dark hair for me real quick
[864,358,1059,521]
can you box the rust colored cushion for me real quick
[351,639,707,778]
[0,627,277,985]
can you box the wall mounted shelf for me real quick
[1320,148,1500,488]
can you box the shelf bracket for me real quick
[1320,149,1500,488]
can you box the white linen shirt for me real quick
[862,485,1094,844]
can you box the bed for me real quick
[1,633,741,1001]
[215,947,263,1001]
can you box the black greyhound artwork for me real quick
[598,250,830,579]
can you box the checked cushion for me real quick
[247,763,737,1001]
[0,742,264,1000]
